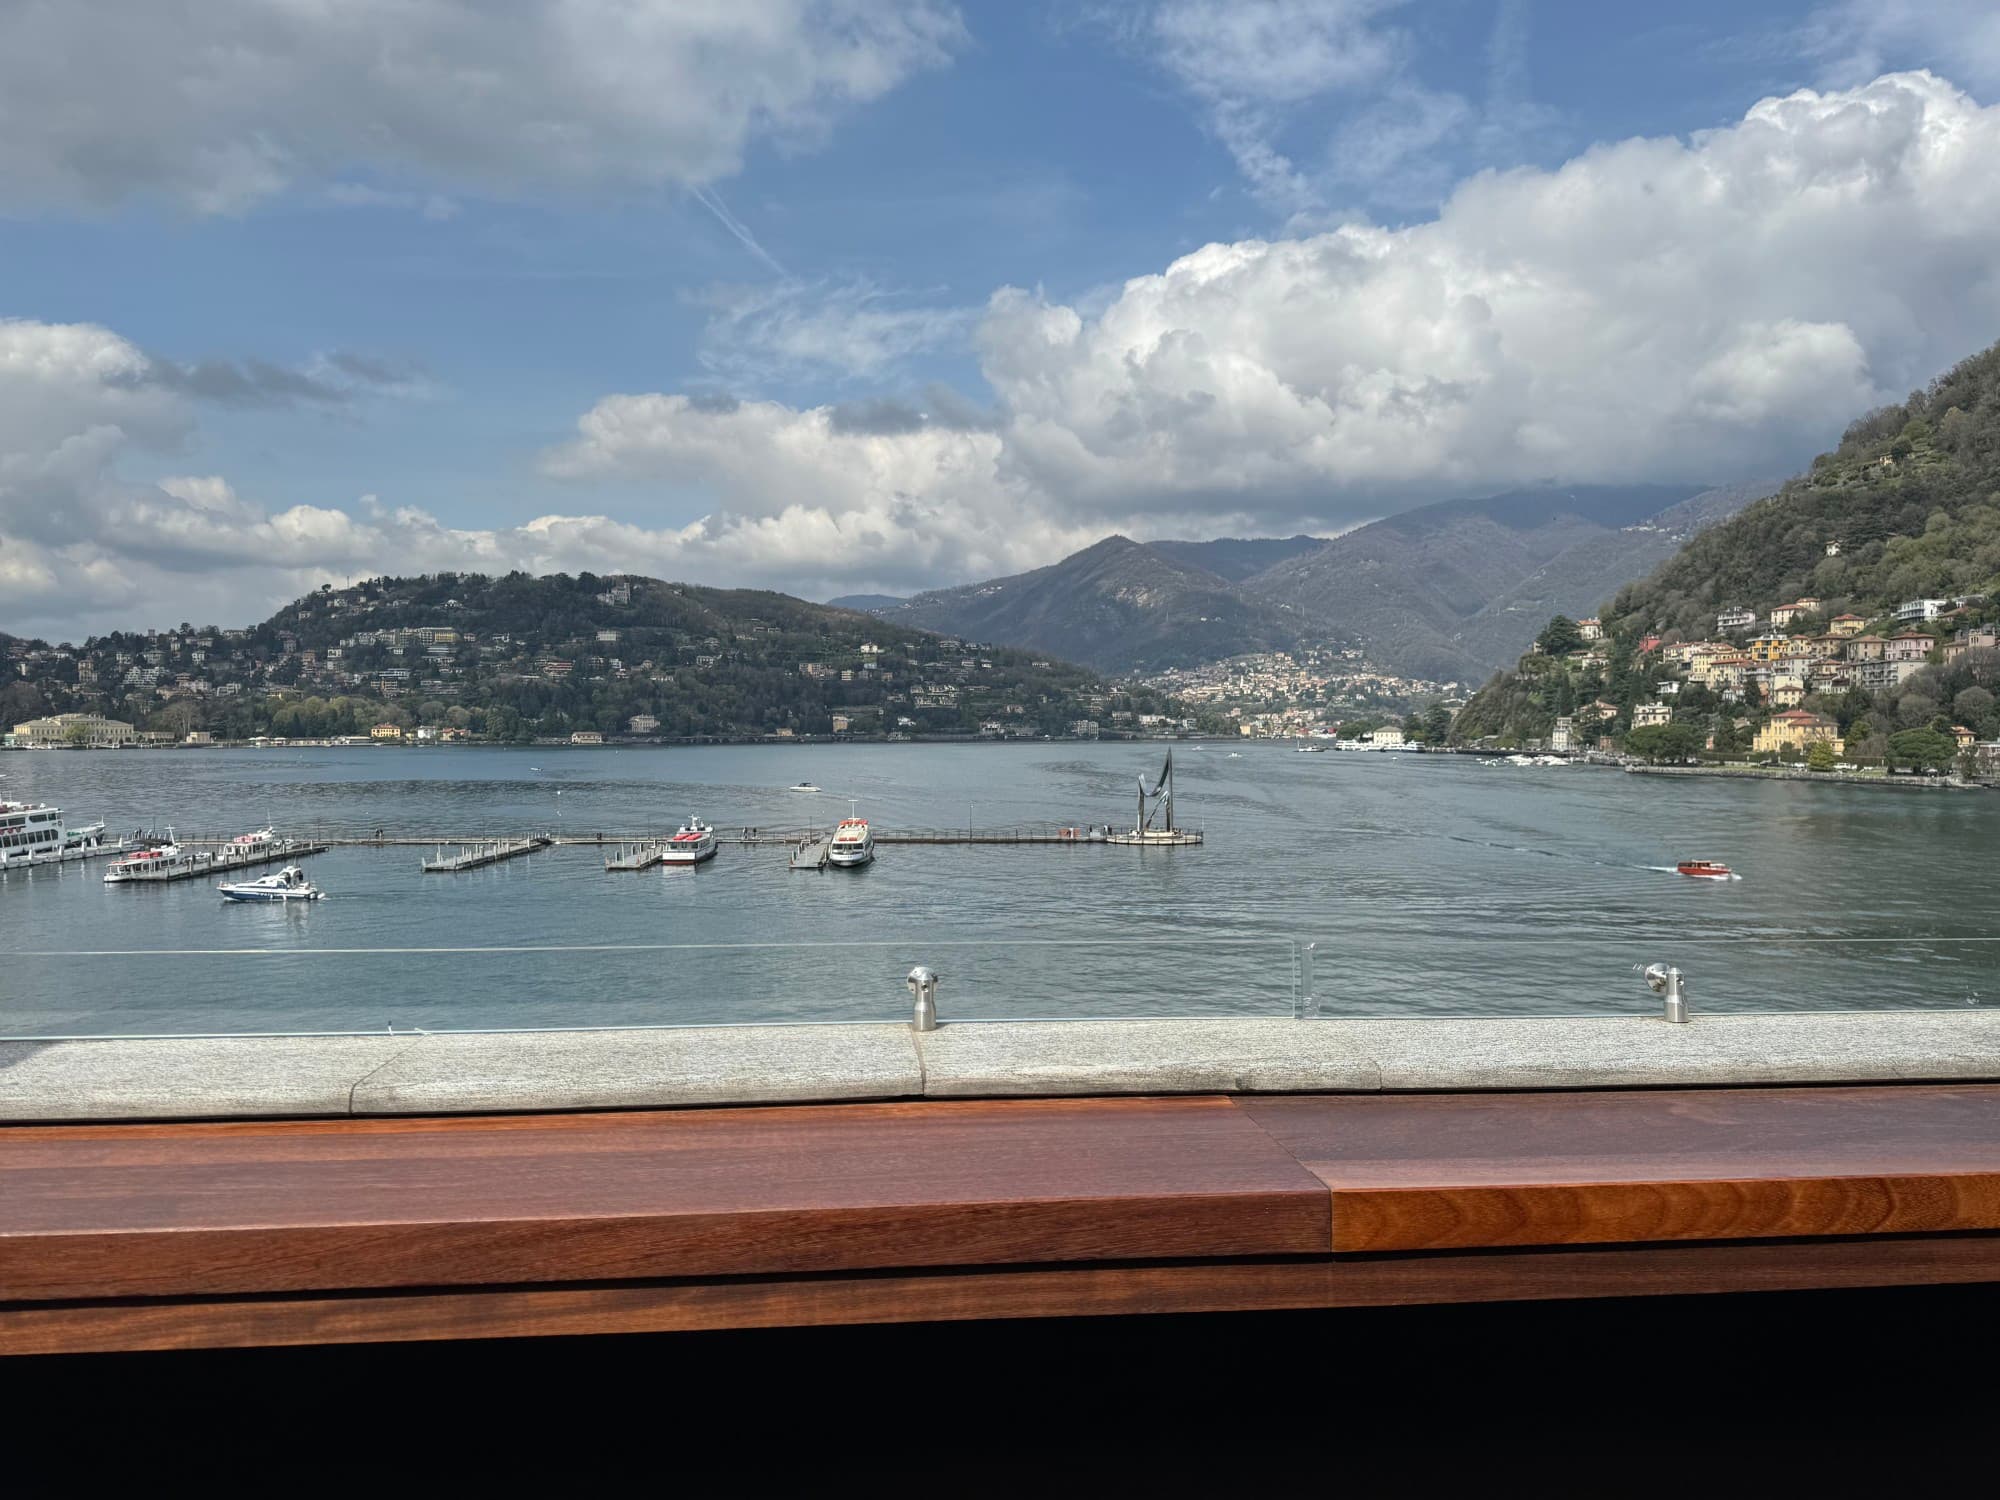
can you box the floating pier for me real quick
[291,825,1196,850]
[604,841,668,871]
[788,834,832,870]
[420,836,552,873]
[104,839,330,885]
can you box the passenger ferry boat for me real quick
[104,831,184,883]
[660,816,718,865]
[827,817,875,867]
[0,801,111,869]
[219,865,323,902]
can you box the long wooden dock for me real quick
[419,836,552,873]
[316,826,1170,849]
[102,840,329,885]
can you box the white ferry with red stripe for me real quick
[660,816,718,865]
[828,816,874,868]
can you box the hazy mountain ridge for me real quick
[871,536,1317,673]
[1146,535,1328,582]
[828,484,1758,683]
[1239,484,1721,682]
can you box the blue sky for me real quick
[4,0,2000,637]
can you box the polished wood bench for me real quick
[7,1085,2000,1354]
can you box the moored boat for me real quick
[219,865,323,902]
[660,815,718,864]
[0,801,68,868]
[827,816,875,867]
[789,782,821,793]
[104,831,184,883]
[1676,860,1734,880]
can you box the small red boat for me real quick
[1677,860,1733,880]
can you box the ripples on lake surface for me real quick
[2,744,1994,1034]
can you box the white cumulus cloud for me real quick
[10,72,2000,638]
[549,71,2000,547]
[0,0,963,213]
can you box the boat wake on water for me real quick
[1440,834,1743,878]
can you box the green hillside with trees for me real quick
[1451,336,2000,767]
[1604,341,2000,638]
[4,572,1201,744]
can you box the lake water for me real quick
[1,744,1994,1035]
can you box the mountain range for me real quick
[855,536,1316,676]
[845,484,1758,682]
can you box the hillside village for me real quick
[1138,647,1460,739]
[2,573,1200,748]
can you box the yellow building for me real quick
[8,713,138,748]
[1829,614,1867,636]
[370,722,404,740]
[1753,711,1839,754]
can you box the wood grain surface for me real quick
[9,1232,2000,1356]
[1236,1086,2000,1252]
[0,1096,1329,1301]
[10,1084,2000,1353]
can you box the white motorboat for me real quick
[827,816,875,867]
[226,826,278,852]
[660,815,718,864]
[219,864,323,902]
[788,782,821,793]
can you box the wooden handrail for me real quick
[6,1085,2000,1353]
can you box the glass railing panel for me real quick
[1294,931,2000,1018]
[2,935,1302,1038]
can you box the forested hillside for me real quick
[5,573,1193,743]
[1452,336,2000,759]
[1605,342,2000,638]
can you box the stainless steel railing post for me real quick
[907,965,940,1031]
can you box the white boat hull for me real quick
[221,887,322,902]
[660,842,717,864]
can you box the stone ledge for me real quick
[2,1011,1998,1122]
[0,1034,416,1121]
[351,1024,924,1114]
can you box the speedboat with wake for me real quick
[1676,860,1734,880]
[219,865,323,902]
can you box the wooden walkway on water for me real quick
[604,842,669,871]
[419,836,553,873]
[318,827,1163,850]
